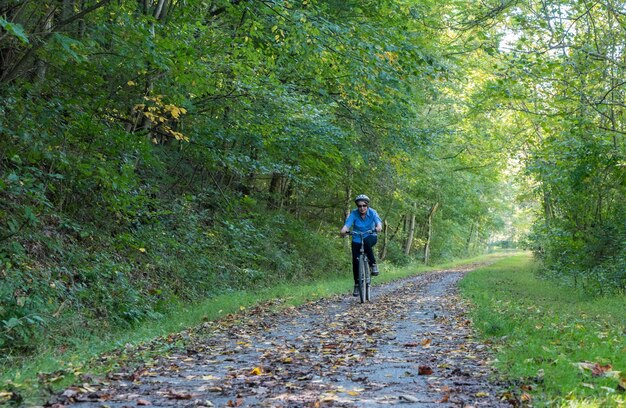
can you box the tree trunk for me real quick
[268,172,281,209]
[404,203,417,256]
[343,183,352,220]
[380,219,389,261]
[465,222,474,255]
[153,0,168,20]
[386,215,405,244]
[424,202,439,264]
[35,9,54,81]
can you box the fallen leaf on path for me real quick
[418,365,433,375]
[399,394,419,402]
[167,390,193,400]
[227,397,244,406]
[62,388,79,398]
[137,398,152,405]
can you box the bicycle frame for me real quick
[349,230,376,303]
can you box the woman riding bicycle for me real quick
[340,194,383,296]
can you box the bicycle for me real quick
[348,230,376,303]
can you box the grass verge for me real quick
[459,254,626,407]
[1,252,507,405]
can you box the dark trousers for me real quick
[351,236,377,284]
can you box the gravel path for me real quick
[49,265,510,407]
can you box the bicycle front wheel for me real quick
[365,262,371,301]
[358,255,366,303]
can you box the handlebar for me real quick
[343,230,379,239]
[348,230,376,236]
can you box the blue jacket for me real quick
[343,207,382,243]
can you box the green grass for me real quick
[1,252,507,405]
[459,254,626,407]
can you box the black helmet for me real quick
[354,194,370,205]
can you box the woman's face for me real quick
[357,201,368,215]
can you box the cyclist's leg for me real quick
[363,236,379,276]
[363,235,378,266]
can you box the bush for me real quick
[0,192,351,360]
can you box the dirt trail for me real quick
[50,265,511,407]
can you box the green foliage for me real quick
[4,0,620,371]
[524,121,625,293]
[456,0,626,293]
[0,17,28,44]
[460,255,626,407]
[0,189,347,362]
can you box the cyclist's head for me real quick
[354,194,370,206]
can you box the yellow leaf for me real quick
[127,80,136,86]
[0,391,13,401]
[250,367,263,375]
[138,248,146,253]
[346,390,359,396]
[475,392,489,397]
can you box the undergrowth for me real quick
[0,193,347,365]
[460,254,626,407]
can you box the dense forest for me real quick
[1,0,624,359]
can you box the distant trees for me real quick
[494,1,626,293]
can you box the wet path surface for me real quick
[49,266,510,407]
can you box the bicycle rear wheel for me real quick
[358,255,366,303]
